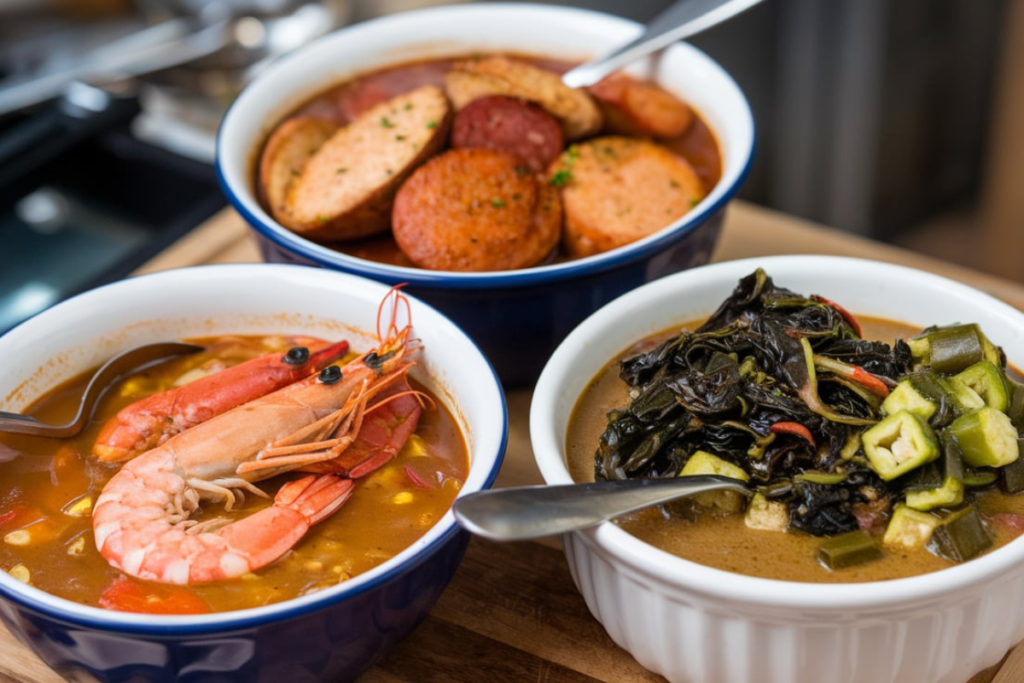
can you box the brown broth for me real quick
[565,317,1024,583]
[0,335,468,612]
[260,53,722,266]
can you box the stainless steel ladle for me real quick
[0,342,202,439]
[453,475,752,542]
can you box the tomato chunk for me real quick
[99,576,211,615]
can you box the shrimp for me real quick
[92,289,419,584]
[93,337,351,463]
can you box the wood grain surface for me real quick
[3,201,1024,683]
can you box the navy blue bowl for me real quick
[0,264,507,682]
[0,532,469,683]
[216,4,755,387]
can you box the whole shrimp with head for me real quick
[92,288,422,585]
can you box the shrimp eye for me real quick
[319,365,342,385]
[284,347,310,365]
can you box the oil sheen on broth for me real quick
[565,317,1024,583]
[0,335,468,612]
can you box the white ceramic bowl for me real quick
[215,2,755,386]
[530,255,1024,683]
[0,264,506,682]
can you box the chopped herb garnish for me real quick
[567,145,580,161]
[514,165,530,177]
[404,103,413,110]
[426,120,438,129]
[381,117,395,128]
[512,193,522,201]
[549,169,573,187]
[316,216,329,224]
[395,135,406,141]
[669,179,681,189]
[337,168,348,174]
[690,198,701,207]
[490,199,506,208]
[386,168,394,176]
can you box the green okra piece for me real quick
[817,530,883,570]
[862,410,940,481]
[926,505,993,563]
[908,324,1001,375]
[947,406,1020,468]
[905,432,964,511]
[1001,439,1024,493]
[951,361,1010,412]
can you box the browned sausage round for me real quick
[451,95,565,173]
[589,73,694,139]
[392,148,562,271]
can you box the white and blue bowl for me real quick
[0,264,507,682]
[216,3,755,387]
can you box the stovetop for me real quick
[0,91,226,332]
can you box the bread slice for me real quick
[280,85,451,241]
[551,136,705,258]
[445,57,602,141]
[258,117,337,218]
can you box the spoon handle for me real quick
[0,342,203,438]
[453,475,751,541]
[561,0,764,88]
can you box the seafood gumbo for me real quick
[0,316,467,612]
[567,269,1024,582]
[256,54,721,270]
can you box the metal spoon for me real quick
[0,342,203,439]
[561,0,765,89]
[453,475,752,542]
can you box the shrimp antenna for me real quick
[377,284,411,342]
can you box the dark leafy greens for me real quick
[596,269,912,537]
[596,269,1024,568]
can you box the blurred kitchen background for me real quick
[1,0,1022,332]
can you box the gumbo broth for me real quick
[0,335,468,612]
[567,317,1024,583]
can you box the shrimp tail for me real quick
[213,475,355,577]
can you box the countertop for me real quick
[3,200,1024,683]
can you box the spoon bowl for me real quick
[0,341,203,438]
[453,475,751,541]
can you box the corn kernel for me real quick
[418,513,435,527]
[392,491,414,505]
[401,435,429,458]
[63,496,92,517]
[442,478,463,495]
[241,573,259,581]
[9,565,30,584]
[5,530,30,546]
[67,536,86,556]
[305,561,324,572]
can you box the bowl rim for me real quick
[214,2,755,288]
[530,254,1024,612]
[0,263,508,633]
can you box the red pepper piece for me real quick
[812,294,863,337]
[770,421,817,447]
[98,576,211,615]
[849,366,891,398]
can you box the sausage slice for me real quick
[589,73,694,139]
[451,95,564,173]
[279,85,452,241]
[445,57,602,141]
[258,117,337,218]
[550,136,704,259]
[393,148,562,271]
